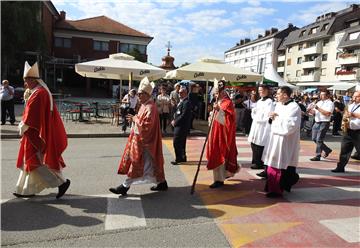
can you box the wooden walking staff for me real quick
[190,79,223,195]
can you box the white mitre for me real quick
[23,61,53,111]
[138,77,155,95]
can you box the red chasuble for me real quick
[16,87,67,172]
[117,99,165,182]
[206,97,239,173]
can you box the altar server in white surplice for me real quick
[248,85,274,172]
[262,86,301,198]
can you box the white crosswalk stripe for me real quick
[320,217,360,243]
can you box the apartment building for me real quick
[224,24,297,74]
[280,4,360,90]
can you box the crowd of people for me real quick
[9,62,360,200]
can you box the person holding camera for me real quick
[0,79,15,125]
[308,90,334,161]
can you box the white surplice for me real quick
[247,98,275,146]
[262,101,301,169]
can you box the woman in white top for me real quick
[156,86,171,133]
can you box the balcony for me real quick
[299,71,320,82]
[336,69,360,80]
[302,57,321,68]
[277,66,284,73]
[338,53,360,65]
[303,43,322,55]
[278,55,285,62]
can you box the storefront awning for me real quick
[328,83,356,91]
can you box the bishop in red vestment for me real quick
[109,77,167,196]
[14,61,70,198]
[206,80,240,188]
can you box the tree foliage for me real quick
[1,1,47,82]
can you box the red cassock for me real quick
[16,87,67,172]
[206,97,239,173]
[117,99,165,182]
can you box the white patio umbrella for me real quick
[263,65,296,88]
[75,53,165,98]
[165,57,262,119]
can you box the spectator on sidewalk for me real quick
[0,79,15,125]
[121,89,139,133]
[308,90,334,161]
[109,77,167,196]
[14,61,70,198]
[243,91,257,135]
[332,91,360,173]
[171,86,192,165]
[156,85,171,134]
[332,95,344,136]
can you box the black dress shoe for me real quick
[109,184,130,195]
[331,167,345,173]
[310,156,321,161]
[150,181,168,191]
[266,192,282,198]
[209,181,224,188]
[323,149,332,158]
[251,164,264,170]
[13,193,35,198]
[171,161,179,165]
[56,179,71,199]
[256,170,267,178]
[350,155,360,160]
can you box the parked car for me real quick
[14,87,25,104]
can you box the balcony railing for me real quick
[277,66,285,73]
[298,71,320,82]
[303,43,322,55]
[338,53,360,65]
[302,57,321,68]
[336,69,360,80]
[278,55,285,62]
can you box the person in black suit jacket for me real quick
[171,86,192,165]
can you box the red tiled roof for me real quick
[55,15,151,38]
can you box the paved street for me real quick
[1,135,360,247]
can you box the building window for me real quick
[322,54,328,61]
[336,52,340,59]
[309,26,318,34]
[252,47,256,51]
[119,43,146,54]
[297,57,302,64]
[321,23,329,31]
[296,70,302,77]
[266,42,272,47]
[323,39,329,46]
[245,48,249,53]
[298,44,303,51]
[287,46,292,53]
[299,30,306,37]
[321,68,326,76]
[54,37,71,48]
[287,58,291,66]
[349,31,360,41]
[93,41,109,51]
[334,67,340,75]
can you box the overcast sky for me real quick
[52,0,352,66]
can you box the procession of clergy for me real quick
[13,61,360,199]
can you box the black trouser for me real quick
[121,108,135,131]
[337,129,360,169]
[251,143,264,166]
[1,99,15,124]
[332,113,342,134]
[159,113,169,132]
[173,127,189,162]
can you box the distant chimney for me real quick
[258,34,263,39]
[288,23,293,28]
[350,4,359,10]
[240,39,244,45]
[60,11,66,20]
[245,38,251,43]
[236,43,240,46]
[265,30,270,36]
[271,28,278,34]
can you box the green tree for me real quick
[180,62,190,67]
[1,1,47,83]
[127,48,146,62]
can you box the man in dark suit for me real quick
[171,86,192,165]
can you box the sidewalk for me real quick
[1,101,208,139]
